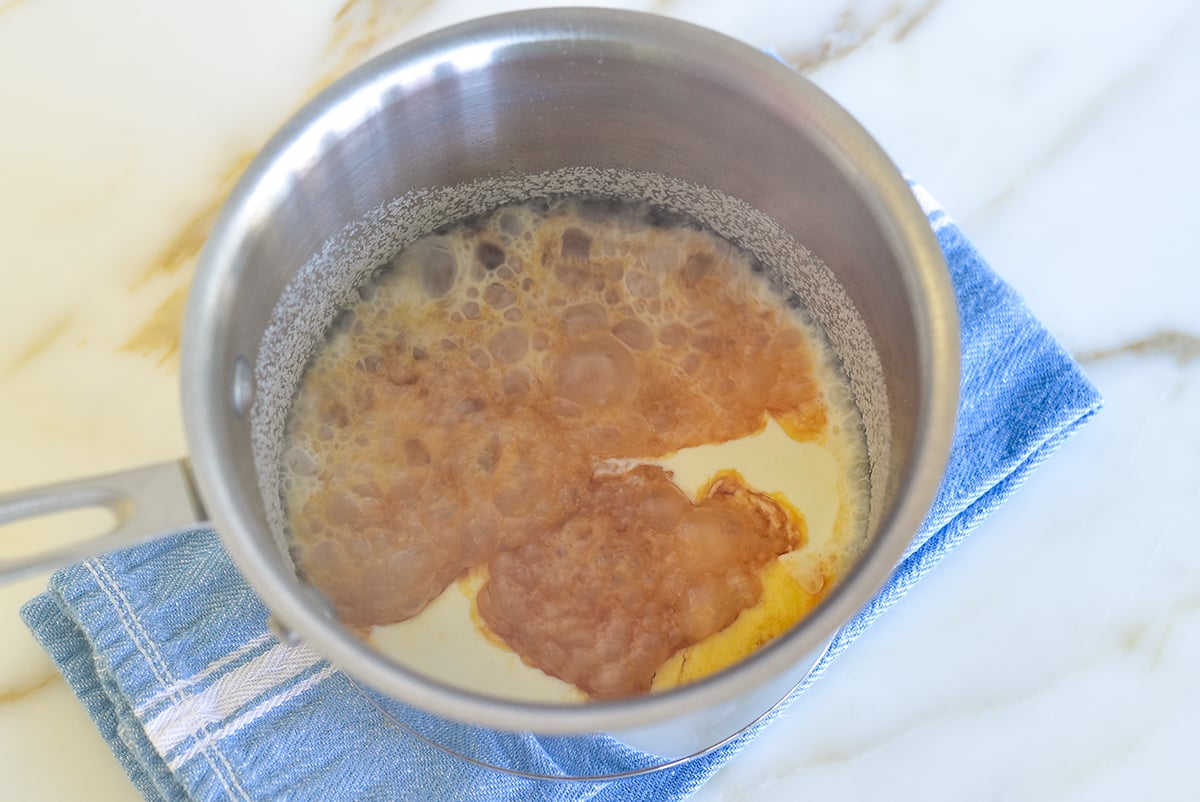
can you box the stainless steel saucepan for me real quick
[0,9,958,748]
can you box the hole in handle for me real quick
[1,503,122,562]
[0,460,206,584]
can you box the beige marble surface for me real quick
[2,0,1198,799]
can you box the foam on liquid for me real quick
[282,197,868,702]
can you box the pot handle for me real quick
[0,460,207,584]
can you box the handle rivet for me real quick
[267,614,301,645]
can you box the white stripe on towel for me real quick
[135,634,274,716]
[911,183,942,216]
[144,641,322,756]
[167,665,338,770]
[910,183,953,232]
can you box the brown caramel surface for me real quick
[283,198,828,698]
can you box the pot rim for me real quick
[182,7,960,735]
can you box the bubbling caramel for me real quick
[283,197,830,699]
[479,466,797,698]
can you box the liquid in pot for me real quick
[282,197,866,700]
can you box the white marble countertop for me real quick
[2,0,1197,799]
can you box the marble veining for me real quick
[4,312,72,377]
[323,0,443,88]
[1,1,1197,800]
[1078,329,1200,367]
[0,674,54,705]
[115,0,453,367]
[783,0,942,71]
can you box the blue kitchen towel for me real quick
[21,185,1102,802]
